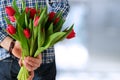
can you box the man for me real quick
[0,0,70,80]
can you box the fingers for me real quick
[23,54,42,71]
[25,57,39,67]
[27,71,34,80]
[23,61,35,71]
[18,58,22,67]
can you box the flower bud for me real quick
[23,28,31,39]
[30,8,37,19]
[66,29,76,39]
[48,12,56,21]
[5,7,16,16]
[25,8,37,19]
[34,16,40,27]
[6,24,16,35]
[9,16,16,22]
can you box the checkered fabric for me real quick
[0,0,70,63]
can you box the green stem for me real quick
[17,66,29,80]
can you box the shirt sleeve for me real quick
[0,27,8,43]
[0,1,8,43]
[49,0,70,19]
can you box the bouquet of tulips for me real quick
[5,0,75,80]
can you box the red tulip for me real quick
[9,16,16,22]
[5,6,16,16]
[54,17,60,25]
[30,8,37,19]
[6,24,16,35]
[25,8,37,19]
[25,7,30,13]
[66,29,76,39]
[48,12,56,21]
[23,28,31,39]
[34,16,40,27]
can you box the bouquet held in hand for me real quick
[5,0,75,80]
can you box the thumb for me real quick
[27,71,34,80]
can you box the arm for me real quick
[0,36,22,58]
[0,28,9,51]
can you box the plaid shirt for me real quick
[0,0,70,63]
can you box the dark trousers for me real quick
[0,56,56,80]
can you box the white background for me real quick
[55,0,120,80]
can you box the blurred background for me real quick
[55,0,120,80]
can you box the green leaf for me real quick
[12,0,20,15]
[53,11,63,21]
[4,17,11,24]
[29,35,34,56]
[28,19,34,55]
[54,18,65,32]
[16,12,25,28]
[44,32,66,48]
[21,0,26,11]
[8,34,19,40]
[56,11,63,18]
[17,24,29,56]
[42,16,48,28]
[29,19,33,33]
[34,47,46,57]
[21,0,26,12]
[35,2,38,10]
[25,13,28,27]
[38,24,45,47]
[29,26,38,56]
[5,30,18,40]
[38,6,47,25]
[47,23,53,36]
[49,24,74,45]
[33,26,38,40]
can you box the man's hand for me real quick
[18,53,42,80]
[23,54,42,71]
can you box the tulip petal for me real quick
[23,28,31,38]
[66,29,76,39]
[6,24,16,35]
[5,6,16,16]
